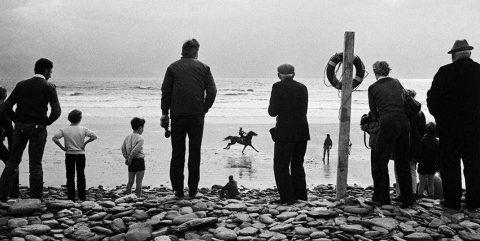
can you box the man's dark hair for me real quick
[0,86,6,101]
[131,117,146,131]
[181,39,200,57]
[34,58,53,74]
[68,109,82,124]
[229,175,234,181]
[426,122,436,136]
[372,61,391,77]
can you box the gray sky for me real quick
[1,0,479,79]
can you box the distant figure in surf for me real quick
[322,134,332,164]
[219,175,240,199]
[223,130,258,154]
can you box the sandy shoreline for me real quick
[0,116,401,189]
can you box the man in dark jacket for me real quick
[161,39,217,198]
[268,64,310,204]
[368,61,413,207]
[0,86,17,198]
[0,58,61,201]
[427,39,480,210]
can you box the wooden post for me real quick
[336,32,355,199]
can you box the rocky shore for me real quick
[1,185,479,241]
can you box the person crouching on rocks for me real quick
[121,117,146,196]
[220,175,240,199]
[52,109,97,201]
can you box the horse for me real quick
[223,131,259,154]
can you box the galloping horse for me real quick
[223,131,259,154]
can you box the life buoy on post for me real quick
[326,53,365,90]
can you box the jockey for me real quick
[239,127,246,139]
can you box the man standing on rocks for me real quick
[161,39,217,198]
[427,39,480,211]
[268,64,310,204]
[368,61,413,208]
[0,58,61,201]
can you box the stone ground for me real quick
[0,184,479,241]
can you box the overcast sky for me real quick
[1,0,479,79]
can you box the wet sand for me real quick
[0,116,400,189]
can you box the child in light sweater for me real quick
[52,109,97,201]
[121,117,146,196]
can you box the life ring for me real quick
[326,53,365,90]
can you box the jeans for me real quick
[0,141,19,198]
[65,154,86,201]
[273,141,308,203]
[439,138,480,209]
[372,118,413,205]
[0,123,47,201]
[170,114,204,197]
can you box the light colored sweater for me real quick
[121,132,145,159]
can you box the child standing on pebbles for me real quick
[121,117,146,196]
[52,109,98,201]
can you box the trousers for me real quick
[372,118,413,205]
[273,141,308,203]
[0,123,47,201]
[65,154,86,201]
[439,137,480,209]
[170,114,204,197]
[0,141,19,198]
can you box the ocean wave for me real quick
[224,93,248,96]
[133,85,158,90]
[65,91,83,96]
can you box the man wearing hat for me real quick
[427,40,480,211]
[268,64,310,204]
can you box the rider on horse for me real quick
[239,127,246,141]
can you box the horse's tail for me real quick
[223,136,234,141]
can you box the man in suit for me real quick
[427,39,480,211]
[268,64,310,204]
[368,61,414,208]
[160,39,217,198]
[0,58,61,201]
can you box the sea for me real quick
[0,77,435,189]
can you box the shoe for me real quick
[286,200,297,205]
[269,199,284,204]
[365,199,390,207]
[392,196,402,202]
[440,200,460,211]
[401,200,415,208]
[174,190,184,198]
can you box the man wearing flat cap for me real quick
[427,40,480,211]
[268,64,310,204]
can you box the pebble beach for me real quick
[1,184,480,241]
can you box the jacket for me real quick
[368,77,409,123]
[427,57,480,140]
[161,57,217,116]
[268,78,310,142]
[3,77,61,126]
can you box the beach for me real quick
[0,77,434,189]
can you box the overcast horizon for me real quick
[1,0,479,79]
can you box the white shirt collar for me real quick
[33,74,46,80]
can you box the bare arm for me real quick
[52,131,66,152]
[83,128,98,148]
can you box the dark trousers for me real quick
[0,123,47,201]
[439,137,480,209]
[273,141,308,203]
[372,119,413,205]
[0,142,19,198]
[65,154,86,201]
[170,114,204,196]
